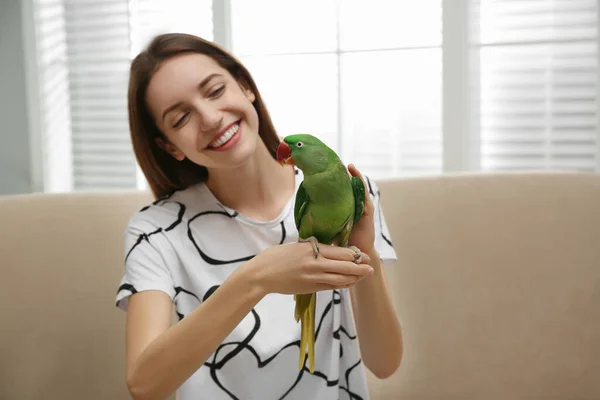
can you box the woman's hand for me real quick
[242,241,374,297]
[347,164,376,254]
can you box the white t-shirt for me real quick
[115,168,397,400]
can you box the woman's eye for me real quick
[172,112,189,128]
[209,85,225,98]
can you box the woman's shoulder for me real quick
[126,183,213,232]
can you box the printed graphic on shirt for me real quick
[116,169,397,400]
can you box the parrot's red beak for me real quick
[276,142,294,166]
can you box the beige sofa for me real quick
[1,172,599,399]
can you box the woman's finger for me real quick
[317,243,371,264]
[317,260,374,277]
[315,282,357,292]
[348,164,374,213]
[312,272,364,287]
[348,164,370,196]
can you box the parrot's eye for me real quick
[296,142,304,148]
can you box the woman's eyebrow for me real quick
[198,73,222,90]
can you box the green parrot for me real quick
[276,133,366,373]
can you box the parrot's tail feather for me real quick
[293,294,300,322]
[296,294,307,370]
[295,293,316,373]
[298,315,307,369]
[308,293,316,373]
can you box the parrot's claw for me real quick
[348,245,362,264]
[299,236,320,259]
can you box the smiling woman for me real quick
[145,52,257,170]
[117,32,402,400]
[127,35,281,199]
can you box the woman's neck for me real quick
[205,140,296,221]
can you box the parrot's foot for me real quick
[299,236,320,259]
[348,245,362,264]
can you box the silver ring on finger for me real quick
[351,248,362,264]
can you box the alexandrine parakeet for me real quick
[276,133,366,373]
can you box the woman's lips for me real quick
[206,121,242,152]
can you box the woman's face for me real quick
[146,53,260,169]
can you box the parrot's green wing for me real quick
[351,176,366,224]
[331,176,365,247]
[332,214,353,247]
[294,181,310,233]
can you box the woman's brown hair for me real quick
[128,33,280,199]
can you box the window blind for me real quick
[477,0,599,171]
[32,0,73,192]
[30,0,599,190]
[64,0,135,189]
[54,0,213,190]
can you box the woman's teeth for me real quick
[209,123,239,148]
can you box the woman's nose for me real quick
[197,103,223,132]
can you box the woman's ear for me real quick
[237,78,256,102]
[155,137,185,161]
[245,89,256,103]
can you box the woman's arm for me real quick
[125,267,263,400]
[124,241,373,400]
[350,247,403,379]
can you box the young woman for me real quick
[115,32,403,400]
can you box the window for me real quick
[31,0,72,192]
[31,0,212,191]
[231,0,443,178]
[28,0,600,192]
[478,0,598,171]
